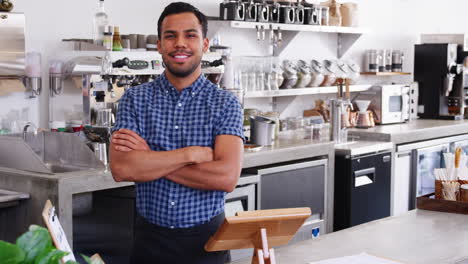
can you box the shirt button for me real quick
[170,201,175,206]
[178,103,182,107]
[174,125,179,129]
[170,226,174,229]
[192,92,195,97]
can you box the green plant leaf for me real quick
[0,240,25,264]
[16,225,53,264]
[34,249,69,264]
[64,261,80,264]
[81,254,93,264]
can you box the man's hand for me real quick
[112,129,150,152]
[186,146,214,164]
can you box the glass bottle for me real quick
[93,0,109,46]
[112,26,123,51]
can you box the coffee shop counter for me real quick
[230,209,468,264]
[348,119,468,145]
[0,137,335,248]
[0,166,131,248]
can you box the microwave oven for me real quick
[354,85,413,124]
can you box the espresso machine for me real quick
[414,43,468,119]
[57,51,224,160]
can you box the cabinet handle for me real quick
[354,167,375,187]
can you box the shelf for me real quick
[207,19,370,58]
[210,20,370,34]
[244,85,372,98]
[361,72,411,76]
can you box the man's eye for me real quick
[165,35,175,39]
[187,34,197,38]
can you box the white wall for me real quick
[3,0,468,128]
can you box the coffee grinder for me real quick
[414,43,468,119]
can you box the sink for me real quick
[0,132,105,174]
[44,163,95,173]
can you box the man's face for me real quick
[157,12,209,78]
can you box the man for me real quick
[109,2,244,264]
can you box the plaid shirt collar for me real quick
[158,71,207,97]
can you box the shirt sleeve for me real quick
[112,90,140,135]
[214,95,245,142]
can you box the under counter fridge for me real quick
[393,135,468,216]
[334,150,392,231]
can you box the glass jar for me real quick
[321,6,329,26]
[321,60,338,86]
[365,49,378,72]
[346,61,360,85]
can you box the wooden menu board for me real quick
[205,207,311,264]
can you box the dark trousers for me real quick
[130,213,227,264]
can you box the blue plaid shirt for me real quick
[112,73,244,228]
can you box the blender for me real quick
[355,100,372,128]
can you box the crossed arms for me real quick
[109,129,243,193]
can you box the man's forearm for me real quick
[111,148,193,182]
[165,160,240,192]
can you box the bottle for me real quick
[93,0,109,46]
[103,26,113,50]
[112,26,123,51]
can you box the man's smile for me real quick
[169,51,192,63]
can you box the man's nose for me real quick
[175,36,187,48]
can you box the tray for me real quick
[416,193,468,215]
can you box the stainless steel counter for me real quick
[231,209,468,264]
[348,119,468,145]
[334,141,394,156]
[243,137,335,168]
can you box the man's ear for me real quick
[203,37,209,53]
[157,39,161,51]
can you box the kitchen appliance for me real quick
[249,116,276,146]
[0,12,41,98]
[224,173,260,261]
[353,85,410,125]
[334,150,392,231]
[329,98,352,143]
[247,159,328,238]
[219,0,245,21]
[355,100,371,128]
[414,43,468,120]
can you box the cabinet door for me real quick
[415,144,449,197]
[393,151,412,216]
[258,160,327,216]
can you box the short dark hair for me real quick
[157,2,208,40]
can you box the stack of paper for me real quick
[309,253,403,264]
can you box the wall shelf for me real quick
[361,72,411,76]
[207,19,370,58]
[244,85,372,98]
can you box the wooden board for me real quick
[205,207,311,252]
[42,200,76,262]
[416,193,468,215]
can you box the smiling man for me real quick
[109,2,244,264]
